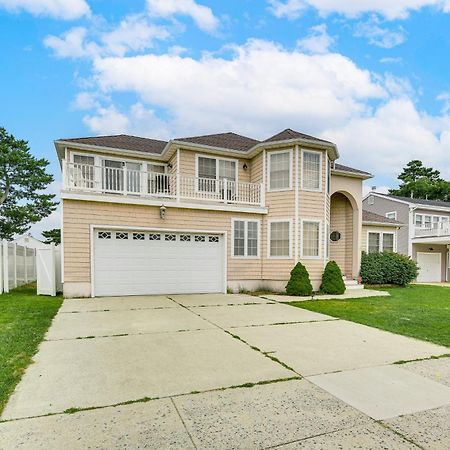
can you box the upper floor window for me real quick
[268,151,291,191]
[415,213,449,228]
[367,195,374,205]
[302,151,322,191]
[232,219,259,258]
[386,211,397,220]
[197,155,237,194]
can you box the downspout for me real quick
[408,205,418,257]
[294,145,299,262]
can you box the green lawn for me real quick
[291,285,450,348]
[0,284,62,415]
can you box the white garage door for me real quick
[93,229,225,296]
[416,252,441,283]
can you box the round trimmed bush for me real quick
[360,251,418,286]
[286,262,313,296]
[320,261,346,295]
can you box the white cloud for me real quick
[297,24,334,54]
[355,16,406,48]
[0,0,90,20]
[268,0,450,20]
[437,92,450,114]
[147,0,219,32]
[91,39,385,138]
[83,103,171,139]
[379,56,402,64]
[71,38,450,182]
[44,15,170,59]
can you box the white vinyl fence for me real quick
[0,240,37,293]
[0,240,62,296]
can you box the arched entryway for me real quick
[330,191,359,279]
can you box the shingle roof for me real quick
[362,210,403,225]
[333,163,372,177]
[61,134,168,154]
[175,132,260,152]
[373,193,450,209]
[263,128,332,144]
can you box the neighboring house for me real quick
[12,233,48,249]
[363,192,450,282]
[55,129,372,298]
[361,210,403,254]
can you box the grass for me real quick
[0,284,62,415]
[290,284,450,348]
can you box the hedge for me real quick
[360,251,418,286]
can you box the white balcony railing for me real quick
[415,223,450,238]
[63,161,264,207]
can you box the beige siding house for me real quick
[56,129,372,298]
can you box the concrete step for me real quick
[345,284,365,290]
[344,279,359,286]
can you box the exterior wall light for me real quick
[160,205,167,219]
[243,163,248,171]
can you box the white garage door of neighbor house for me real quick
[93,229,225,296]
[416,252,441,283]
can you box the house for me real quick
[12,233,48,249]
[363,192,450,282]
[55,129,373,298]
[361,210,403,254]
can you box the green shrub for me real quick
[360,252,419,286]
[286,262,313,296]
[320,261,346,294]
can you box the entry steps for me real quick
[343,277,365,290]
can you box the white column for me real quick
[3,240,9,293]
[294,145,299,262]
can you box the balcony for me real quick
[414,223,450,238]
[62,161,264,207]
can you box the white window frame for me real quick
[366,230,397,253]
[300,219,322,260]
[267,149,293,192]
[386,211,397,220]
[301,149,323,192]
[195,154,239,184]
[267,219,293,259]
[231,219,261,259]
[415,213,450,228]
[367,195,374,205]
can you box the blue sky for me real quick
[1,0,450,235]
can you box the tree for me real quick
[320,261,345,295]
[285,262,313,296]
[0,127,57,240]
[389,160,450,201]
[42,228,61,245]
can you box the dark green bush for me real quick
[320,261,346,294]
[360,251,419,286]
[286,262,313,296]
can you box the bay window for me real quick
[302,221,321,258]
[268,151,291,191]
[269,221,291,258]
[302,151,322,191]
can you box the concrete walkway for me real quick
[1,293,449,449]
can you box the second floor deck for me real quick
[62,161,265,208]
[414,223,450,239]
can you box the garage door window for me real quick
[149,233,161,241]
[116,232,128,240]
[98,231,111,239]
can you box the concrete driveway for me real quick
[1,293,450,449]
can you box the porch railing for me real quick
[63,161,264,207]
[415,223,450,238]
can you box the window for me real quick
[180,234,191,242]
[165,234,176,241]
[327,159,332,194]
[302,151,321,191]
[415,214,423,227]
[116,232,128,240]
[149,233,161,241]
[368,232,395,253]
[269,151,291,191]
[197,156,237,193]
[302,221,321,258]
[269,221,290,258]
[73,155,95,189]
[209,236,219,243]
[98,231,111,239]
[148,164,167,195]
[132,232,145,240]
[367,195,374,206]
[195,235,206,242]
[233,220,259,257]
[383,233,394,252]
[416,213,450,228]
[368,232,380,253]
[386,211,397,220]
